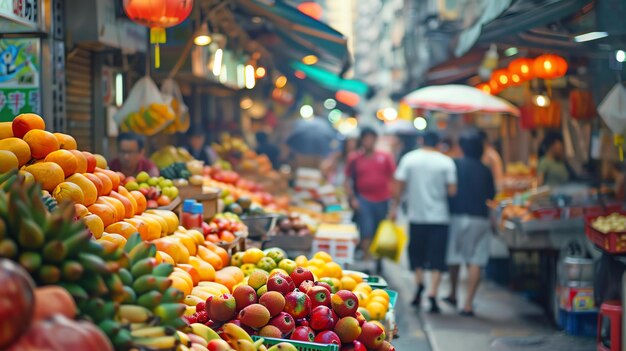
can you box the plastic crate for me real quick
[531,207,561,220]
[385,289,398,309]
[585,213,626,254]
[241,215,278,241]
[365,275,388,289]
[311,238,355,266]
[558,309,598,337]
[251,336,339,351]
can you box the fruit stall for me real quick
[0,113,397,351]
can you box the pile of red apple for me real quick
[201,214,247,243]
[183,266,394,351]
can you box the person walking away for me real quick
[256,131,281,169]
[478,130,503,190]
[185,129,216,166]
[445,131,496,316]
[537,132,569,187]
[109,132,159,177]
[390,131,457,313]
[345,127,396,259]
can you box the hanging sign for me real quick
[0,0,39,31]
[0,38,40,122]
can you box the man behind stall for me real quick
[109,132,159,177]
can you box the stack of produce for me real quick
[150,145,195,170]
[201,213,248,244]
[0,174,187,350]
[123,171,180,208]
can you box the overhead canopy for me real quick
[290,62,370,97]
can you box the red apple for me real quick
[355,311,367,326]
[314,281,332,294]
[291,326,315,342]
[284,291,312,319]
[296,318,309,327]
[290,267,314,288]
[314,330,341,345]
[268,312,296,337]
[309,306,335,332]
[358,322,386,350]
[306,285,331,309]
[147,199,159,209]
[331,290,359,317]
[341,340,367,351]
[267,273,295,295]
[298,280,315,293]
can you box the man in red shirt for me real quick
[345,127,396,259]
[109,133,159,178]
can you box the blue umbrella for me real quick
[286,117,339,156]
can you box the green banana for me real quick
[124,232,143,253]
[80,273,109,297]
[0,238,17,258]
[58,282,89,300]
[18,218,45,249]
[61,260,84,282]
[38,264,61,284]
[28,184,47,229]
[132,275,172,295]
[104,272,125,294]
[161,287,184,303]
[159,316,187,329]
[1,173,18,192]
[111,327,133,351]
[63,231,91,258]
[0,168,18,186]
[152,263,174,277]
[132,336,179,350]
[78,252,110,275]
[98,319,121,338]
[43,214,65,241]
[42,240,67,263]
[118,268,133,286]
[137,290,163,310]
[127,241,155,265]
[130,257,156,278]
[91,301,117,323]
[18,252,42,273]
[153,303,185,322]
[130,326,171,338]
[85,238,105,255]
[117,304,153,323]
[116,285,137,304]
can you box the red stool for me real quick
[597,301,622,351]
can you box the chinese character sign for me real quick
[0,38,39,121]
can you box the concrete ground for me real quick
[372,252,597,351]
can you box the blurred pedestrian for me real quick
[109,132,159,177]
[256,131,281,169]
[390,131,457,313]
[345,127,396,259]
[538,132,569,187]
[478,130,503,190]
[322,137,358,187]
[185,129,216,166]
[445,131,495,317]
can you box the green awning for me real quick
[290,62,370,96]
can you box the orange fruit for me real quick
[340,276,357,291]
[105,221,139,239]
[12,113,45,138]
[69,150,88,173]
[52,182,85,205]
[153,237,187,263]
[74,204,90,218]
[82,151,97,173]
[24,162,64,192]
[88,203,116,228]
[23,129,59,159]
[172,268,195,287]
[189,256,216,282]
[366,301,387,320]
[214,270,237,292]
[97,196,125,223]
[170,233,196,256]
[109,190,135,218]
[94,172,113,196]
[98,233,127,248]
[0,137,31,166]
[44,149,78,178]
[123,218,151,240]
[169,275,192,296]
[94,154,107,169]
[313,251,333,263]
[95,168,120,191]
[53,133,77,150]
[0,122,13,140]
[65,173,98,206]
[83,213,105,239]
[369,289,390,304]
[220,230,236,243]
[322,261,343,279]
[208,245,230,269]
[0,150,18,172]
[130,191,147,214]
[177,264,201,286]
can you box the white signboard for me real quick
[0,0,39,29]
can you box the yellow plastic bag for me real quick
[369,220,407,263]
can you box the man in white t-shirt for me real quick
[390,131,457,313]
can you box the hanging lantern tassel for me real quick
[615,134,624,161]
[150,27,166,68]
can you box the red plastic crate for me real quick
[532,207,561,220]
[585,212,626,254]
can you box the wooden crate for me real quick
[175,185,219,221]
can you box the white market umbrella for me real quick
[599,83,626,135]
[402,84,520,116]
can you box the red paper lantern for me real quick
[123,0,194,68]
[508,58,535,81]
[297,2,323,20]
[533,54,568,80]
[476,83,492,95]
[491,69,511,89]
[488,79,503,95]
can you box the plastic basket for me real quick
[584,212,626,254]
[558,309,598,337]
[365,275,389,289]
[385,289,398,309]
[241,215,278,241]
[251,336,339,351]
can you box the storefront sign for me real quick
[0,0,39,29]
[0,38,40,122]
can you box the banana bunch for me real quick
[162,97,190,135]
[120,103,175,136]
[219,323,287,351]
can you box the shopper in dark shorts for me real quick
[345,127,396,259]
[390,131,457,313]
